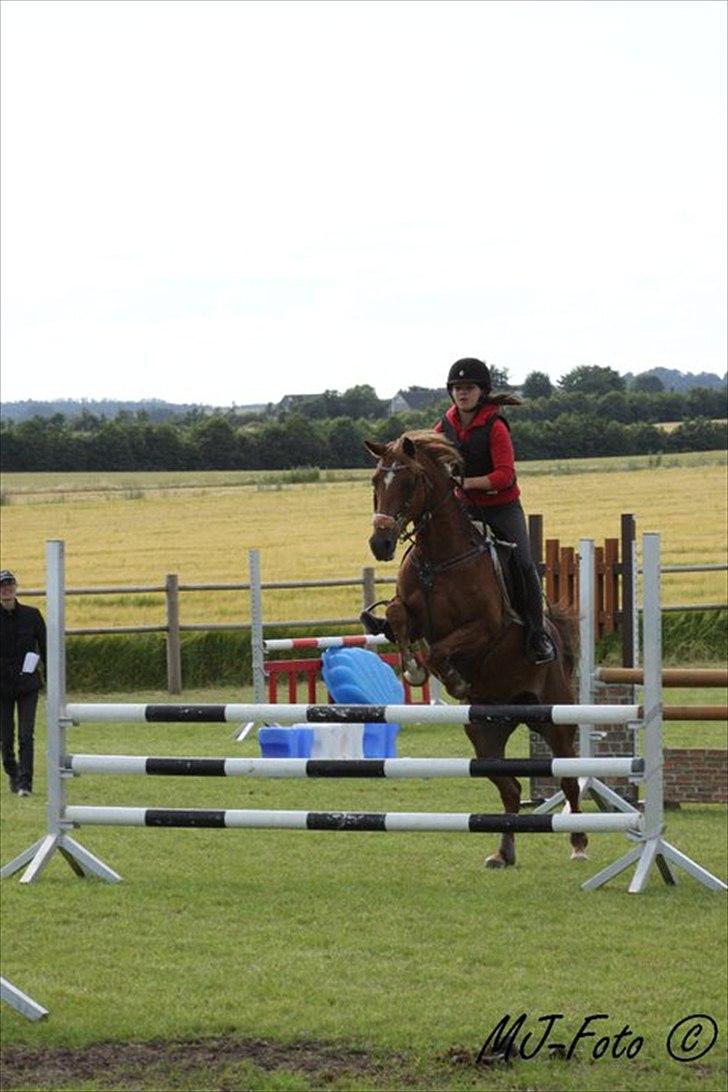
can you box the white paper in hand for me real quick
[22,652,40,673]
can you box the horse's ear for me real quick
[402,436,416,459]
[364,440,386,459]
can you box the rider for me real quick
[435,357,557,665]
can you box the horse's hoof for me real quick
[404,665,428,686]
[484,854,508,869]
[570,849,589,861]
[445,676,470,700]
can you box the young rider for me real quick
[435,357,557,665]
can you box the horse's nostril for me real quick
[369,531,396,562]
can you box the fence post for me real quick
[620,513,636,667]
[604,538,619,634]
[529,514,544,575]
[165,574,182,694]
[545,539,560,604]
[578,538,596,760]
[249,549,266,703]
[362,567,376,608]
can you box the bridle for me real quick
[372,460,452,545]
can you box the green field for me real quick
[1,453,726,1091]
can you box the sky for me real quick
[1,0,726,408]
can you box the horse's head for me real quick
[364,432,461,561]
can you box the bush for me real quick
[64,615,726,693]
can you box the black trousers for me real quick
[0,690,38,791]
[466,500,546,631]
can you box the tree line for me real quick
[2,392,725,473]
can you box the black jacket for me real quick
[0,601,47,696]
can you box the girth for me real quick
[410,540,490,591]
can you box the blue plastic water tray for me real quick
[321,646,402,758]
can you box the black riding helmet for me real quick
[446,358,492,402]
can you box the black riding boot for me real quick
[521,564,557,665]
[360,602,396,643]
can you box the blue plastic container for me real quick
[258,725,313,758]
[320,647,403,758]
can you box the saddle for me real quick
[469,520,523,626]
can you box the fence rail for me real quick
[15,512,727,692]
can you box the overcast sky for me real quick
[1,0,725,407]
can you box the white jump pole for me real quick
[583,533,727,893]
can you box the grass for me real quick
[1,684,727,1091]
[1,453,726,1089]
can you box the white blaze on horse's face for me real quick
[371,461,401,526]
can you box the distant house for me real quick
[233,403,268,414]
[388,387,448,416]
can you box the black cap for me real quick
[0,570,17,584]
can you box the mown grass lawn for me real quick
[1,686,726,1091]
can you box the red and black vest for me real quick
[437,411,512,480]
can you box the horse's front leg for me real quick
[538,724,589,860]
[428,620,490,700]
[466,720,521,868]
[385,598,428,686]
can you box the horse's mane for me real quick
[392,429,464,474]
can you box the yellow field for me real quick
[1,454,726,628]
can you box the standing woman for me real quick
[435,358,557,664]
[0,570,46,795]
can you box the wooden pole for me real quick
[596,667,728,687]
[165,574,182,694]
[620,513,636,666]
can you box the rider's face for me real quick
[451,383,481,413]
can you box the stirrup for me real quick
[527,630,557,666]
[360,604,395,643]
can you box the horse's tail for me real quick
[546,602,578,680]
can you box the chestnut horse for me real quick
[364,429,586,868]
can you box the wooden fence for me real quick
[19,513,727,692]
[528,512,635,663]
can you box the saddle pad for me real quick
[321,647,402,757]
